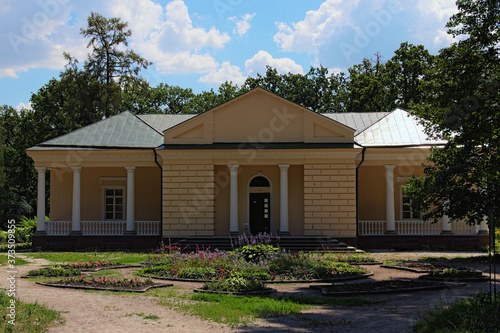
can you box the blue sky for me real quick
[0,0,459,110]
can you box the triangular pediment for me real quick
[163,88,355,145]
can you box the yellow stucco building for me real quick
[27,88,488,250]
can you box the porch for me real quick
[358,219,489,250]
[43,220,161,236]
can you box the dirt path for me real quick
[1,251,497,333]
[1,255,230,333]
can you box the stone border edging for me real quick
[380,265,429,273]
[193,288,276,295]
[419,275,490,282]
[348,261,383,266]
[311,281,467,296]
[138,272,373,284]
[35,281,173,293]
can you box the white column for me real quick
[71,166,82,234]
[125,166,136,234]
[441,199,452,234]
[279,164,290,234]
[385,165,396,234]
[35,167,46,233]
[229,165,239,234]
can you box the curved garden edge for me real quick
[418,275,490,282]
[380,265,429,273]
[193,288,277,295]
[35,281,173,293]
[310,281,468,296]
[137,272,374,284]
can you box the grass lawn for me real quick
[0,289,64,332]
[153,288,373,328]
[0,254,31,266]
[24,251,151,265]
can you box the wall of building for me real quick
[358,165,425,221]
[213,164,304,236]
[303,161,357,237]
[49,167,161,222]
[162,163,215,236]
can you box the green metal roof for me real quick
[32,111,163,149]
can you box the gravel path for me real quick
[1,251,497,333]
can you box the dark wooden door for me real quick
[249,193,271,234]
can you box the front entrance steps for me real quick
[168,236,360,252]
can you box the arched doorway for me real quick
[248,175,271,234]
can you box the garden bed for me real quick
[311,279,466,296]
[193,287,276,295]
[36,275,172,293]
[36,280,172,293]
[139,271,374,283]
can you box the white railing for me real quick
[136,221,161,236]
[45,221,161,236]
[397,220,442,235]
[45,221,71,235]
[359,220,386,235]
[452,221,480,235]
[82,221,126,236]
[359,220,481,236]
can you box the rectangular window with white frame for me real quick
[103,187,125,220]
[400,185,421,220]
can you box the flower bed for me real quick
[55,260,134,271]
[36,275,172,292]
[140,249,368,282]
[199,273,272,293]
[313,279,466,296]
[25,266,82,278]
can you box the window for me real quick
[104,187,125,220]
[401,187,421,219]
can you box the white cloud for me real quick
[228,13,255,37]
[16,101,32,111]
[414,0,458,48]
[108,0,231,74]
[417,0,457,21]
[245,50,303,76]
[155,51,219,73]
[199,61,246,85]
[433,29,455,46]
[273,0,359,54]
[0,1,90,78]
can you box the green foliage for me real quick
[235,244,281,262]
[414,291,500,333]
[0,290,64,332]
[202,273,267,292]
[13,216,38,243]
[405,0,500,227]
[27,266,81,277]
[24,251,150,265]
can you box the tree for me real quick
[65,12,151,120]
[405,0,500,227]
[385,42,435,109]
[0,106,36,227]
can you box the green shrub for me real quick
[27,266,81,277]
[415,291,500,332]
[0,230,7,244]
[235,244,281,262]
[202,273,267,292]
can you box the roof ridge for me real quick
[131,111,164,136]
[354,109,395,137]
